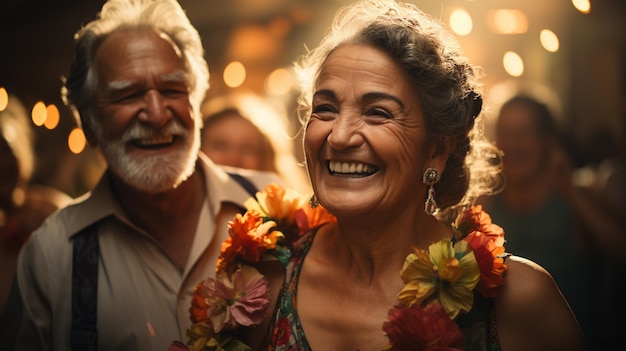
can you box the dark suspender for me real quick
[71,222,99,351]
[69,172,257,350]
[226,172,259,197]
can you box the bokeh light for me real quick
[488,9,528,34]
[31,101,47,126]
[449,8,473,36]
[572,0,591,14]
[68,127,87,154]
[44,104,60,129]
[540,29,560,52]
[223,61,246,88]
[503,51,524,77]
[265,68,293,96]
[0,87,8,111]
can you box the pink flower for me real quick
[383,304,464,351]
[191,265,270,333]
[168,341,190,351]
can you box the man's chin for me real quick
[102,139,199,194]
[121,165,197,193]
[131,181,178,194]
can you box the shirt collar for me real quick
[66,152,267,239]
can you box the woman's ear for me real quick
[429,136,454,170]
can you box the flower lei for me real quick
[384,204,508,350]
[169,184,508,351]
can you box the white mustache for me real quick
[121,120,188,142]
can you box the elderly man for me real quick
[0,0,282,350]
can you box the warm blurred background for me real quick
[0,0,624,348]
[1,0,624,197]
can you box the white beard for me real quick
[97,119,200,193]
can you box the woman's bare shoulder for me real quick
[494,256,587,351]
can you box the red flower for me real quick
[271,317,291,346]
[454,205,504,246]
[464,231,507,297]
[383,304,464,351]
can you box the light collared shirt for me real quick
[7,154,282,350]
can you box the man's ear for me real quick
[81,119,98,147]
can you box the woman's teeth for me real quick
[328,161,376,175]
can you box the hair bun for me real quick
[469,91,482,119]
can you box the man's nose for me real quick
[138,90,170,127]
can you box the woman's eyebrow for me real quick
[361,92,405,109]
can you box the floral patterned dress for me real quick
[262,230,503,351]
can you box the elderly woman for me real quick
[176,1,586,350]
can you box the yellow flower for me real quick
[398,248,436,307]
[398,240,480,319]
[185,321,213,351]
[244,183,307,223]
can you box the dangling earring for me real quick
[309,193,319,209]
[423,168,439,215]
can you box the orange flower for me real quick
[453,206,508,297]
[454,205,505,246]
[190,281,211,324]
[294,203,336,235]
[464,231,508,297]
[243,183,336,242]
[217,211,282,273]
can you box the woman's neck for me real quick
[317,212,452,285]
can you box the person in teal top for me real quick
[482,95,596,348]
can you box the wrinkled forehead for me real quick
[94,28,187,85]
[97,27,182,61]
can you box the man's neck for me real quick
[109,165,207,271]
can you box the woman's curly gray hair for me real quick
[61,0,209,135]
[295,0,503,219]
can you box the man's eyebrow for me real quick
[161,71,187,83]
[106,71,187,92]
[107,80,133,91]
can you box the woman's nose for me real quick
[327,114,364,149]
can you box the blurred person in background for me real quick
[201,92,310,193]
[0,93,71,314]
[574,127,626,349]
[480,94,625,349]
[0,0,280,350]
